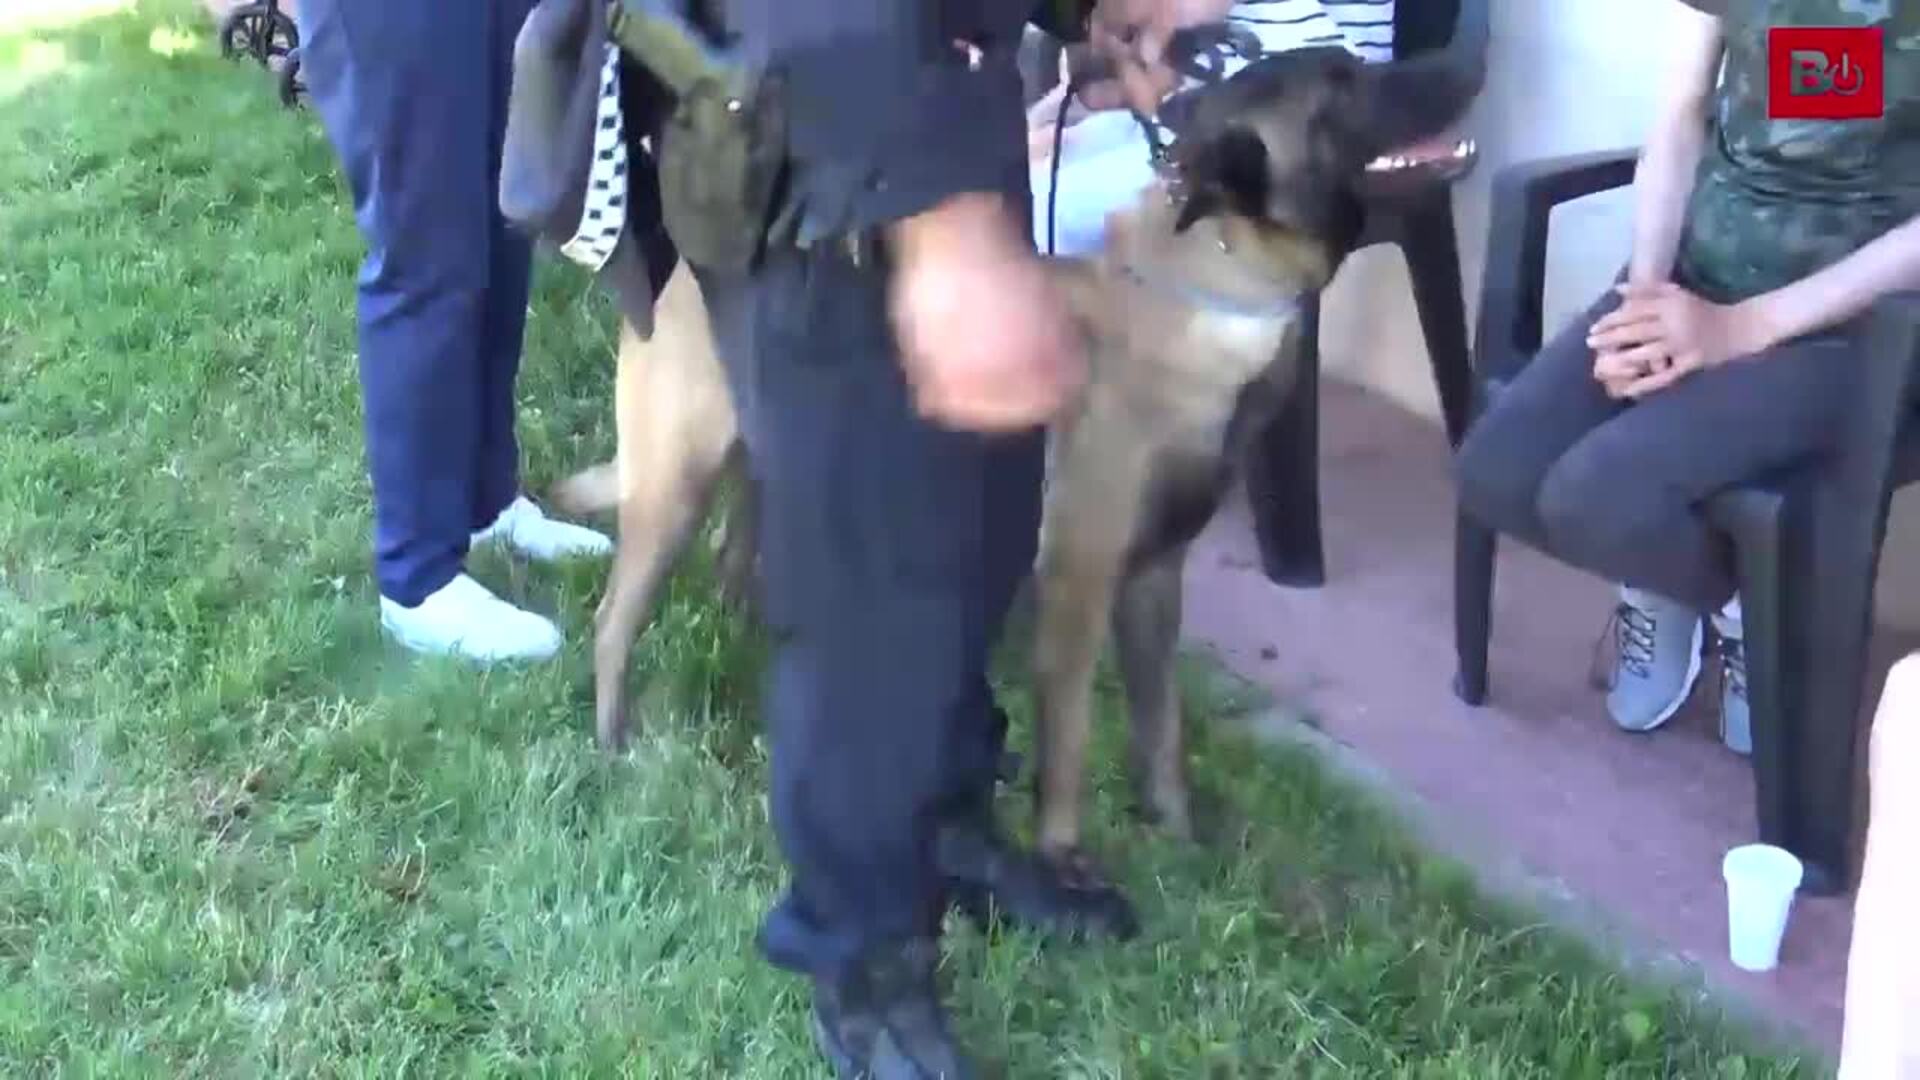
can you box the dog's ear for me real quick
[1171,125,1270,233]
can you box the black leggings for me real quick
[1454,280,1863,612]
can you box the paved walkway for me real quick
[1187,380,1907,1053]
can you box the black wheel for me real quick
[278,51,304,109]
[218,3,298,67]
[216,5,250,59]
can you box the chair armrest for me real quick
[1474,148,1639,384]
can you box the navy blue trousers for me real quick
[697,248,1046,982]
[297,0,538,605]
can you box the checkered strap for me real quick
[560,41,628,272]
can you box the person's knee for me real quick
[1453,409,1552,534]
[1535,444,1667,562]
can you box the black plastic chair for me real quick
[1244,0,1490,587]
[1452,146,1920,896]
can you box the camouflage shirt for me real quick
[1674,0,1920,303]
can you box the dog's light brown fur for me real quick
[556,48,1473,873]
[552,265,747,749]
[555,182,1326,864]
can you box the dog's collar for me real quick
[1116,262,1303,322]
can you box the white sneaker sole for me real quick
[379,609,561,665]
[1616,619,1705,733]
[470,532,614,563]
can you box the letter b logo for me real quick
[1769,27,1883,119]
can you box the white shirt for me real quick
[1031,0,1398,256]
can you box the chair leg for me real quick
[1453,510,1496,705]
[1728,500,1809,886]
[1784,484,1884,896]
[1245,294,1327,588]
[1397,194,1475,446]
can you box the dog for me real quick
[555,46,1479,875]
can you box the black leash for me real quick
[1044,70,1170,257]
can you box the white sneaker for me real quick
[472,496,613,562]
[379,574,563,663]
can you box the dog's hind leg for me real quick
[594,267,739,750]
[1111,546,1193,840]
[596,449,731,749]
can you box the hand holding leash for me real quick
[1089,0,1238,113]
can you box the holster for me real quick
[607,0,791,274]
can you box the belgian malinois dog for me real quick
[555,47,1478,872]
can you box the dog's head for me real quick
[1155,46,1479,265]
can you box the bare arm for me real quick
[1592,210,1920,395]
[1741,214,1920,350]
[1590,2,1916,393]
[1838,654,1920,1078]
[1626,5,1724,285]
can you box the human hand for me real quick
[1053,43,1139,116]
[1089,0,1231,116]
[1586,281,1770,400]
[889,194,1086,432]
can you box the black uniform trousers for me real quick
[695,240,1045,982]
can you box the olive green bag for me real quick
[608,0,791,274]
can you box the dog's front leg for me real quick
[1111,546,1193,840]
[1032,555,1120,861]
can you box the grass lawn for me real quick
[0,3,1825,1076]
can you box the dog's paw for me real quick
[1141,803,1196,843]
[1038,845,1121,894]
[1128,777,1197,842]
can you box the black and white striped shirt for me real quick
[1226,0,1397,64]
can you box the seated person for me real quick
[1454,0,1919,750]
[1027,0,1398,256]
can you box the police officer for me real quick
[701,0,1193,1074]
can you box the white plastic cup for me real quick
[1722,844,1804,973]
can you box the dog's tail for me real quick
[550,461,621,516]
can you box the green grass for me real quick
[0,4,1825,1076]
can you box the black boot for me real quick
[811,938,975,1080]
[936,810,1140,942]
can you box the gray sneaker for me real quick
[1714,608,1750,755]
[1595,588,1705,732]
